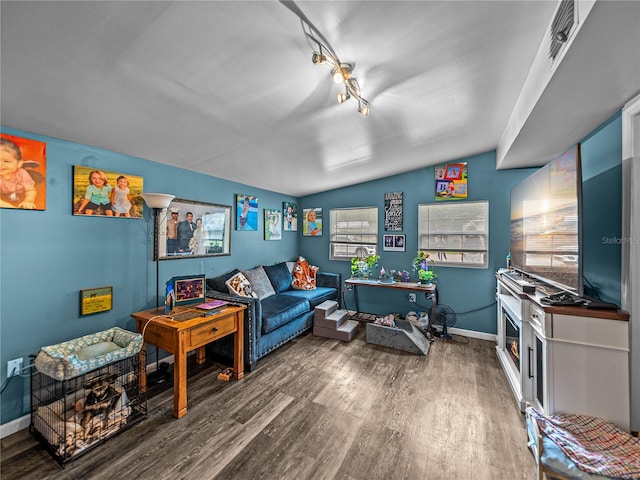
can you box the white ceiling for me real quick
[2,1,639,197]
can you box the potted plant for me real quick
[351,254,380,279]
[413,250,437,285]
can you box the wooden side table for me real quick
[132,302,246,418]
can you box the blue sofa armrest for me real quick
[317,271,341,290]
[204,289,260,371]
[317,272,341,306]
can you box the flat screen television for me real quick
[510,145,583,295]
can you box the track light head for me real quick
[332,64,352,83]
[358,102,369,116]
[337,91,350,104]
[312,51,326,65]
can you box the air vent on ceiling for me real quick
[549,0,575,61]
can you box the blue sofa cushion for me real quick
[206,269,240,293]
[264,262,293,293]
[280,287,338,309]
[261,295,310,334]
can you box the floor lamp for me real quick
[141,193,175,384]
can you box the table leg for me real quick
[233,311,244,379]
[195,346,206,365]
[173,336,188,418]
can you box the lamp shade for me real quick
[141,193,175,209]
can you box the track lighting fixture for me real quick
[299,17,369,115]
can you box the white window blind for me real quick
[329,207,378,261]
[418,201,489,268]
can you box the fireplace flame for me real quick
[510,340,520,360]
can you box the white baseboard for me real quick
[0,356,176,439]
[435,326,497,342]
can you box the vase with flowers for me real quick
[413,250,437,285]
[351,254,380,279]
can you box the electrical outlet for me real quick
[7,358,23,377]
[408,293,417,303]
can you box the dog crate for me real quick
[30,350,146,466]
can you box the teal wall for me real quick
[0,112,624,427]
[300,151,537,334]
[580,114,623,304]
[0,127,298,424]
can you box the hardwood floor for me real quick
[1,329,535,480]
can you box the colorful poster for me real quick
[435,162,468,201]
[1,133,47,210]
[384,192,403,231]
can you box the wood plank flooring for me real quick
[1,329,535,480]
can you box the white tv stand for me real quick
[496,272,631,431]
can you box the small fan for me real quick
[431,304,457,340]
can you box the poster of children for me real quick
[303,208,322,236]
[283,201,298,231]
[264,209,282,240]
[435,162,468,201]
[72,166,143,217]
[236,194,259,231]
[1,133,47,210]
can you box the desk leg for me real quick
[233,311,245,380]
[195,346,206,365]
[173,335,188,418]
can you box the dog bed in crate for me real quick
[35,327,143,380]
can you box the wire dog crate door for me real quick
[30,351,146,466]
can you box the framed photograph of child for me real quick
[236,194,258,231]
[283,201,298,231]
[72,166,144,218]
[303,208,322,236]
[1,133,47,210]
[264,209,282,240]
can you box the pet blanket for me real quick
[527,407,640,479]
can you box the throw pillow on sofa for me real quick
[292,256,319,290]
[226,272,258,298]
[264,262,293,293]
[243,266,276,300]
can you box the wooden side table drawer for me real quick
[189,315,236,349]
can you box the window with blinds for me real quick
[329,207,378,261]
[418,201,489,268]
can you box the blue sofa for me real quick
[205,261,341,371]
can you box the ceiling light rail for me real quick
[300,19,369,116]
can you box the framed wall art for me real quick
[303,208,322,236]
[158,198,231,260]
[1,133,47,210]
[383,234,405,252]
[283,201,298,231]
[236,194,258,230]
[435,162,468,201]
[384,192,403,231]
[264,209,282,240]
[72,165,144,217]
[80,286,113,315]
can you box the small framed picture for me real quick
[383,234,405,252]
[283,201,298,231]
[80,286,113,315]
[264,209,282,240]
[302,208,322,236]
